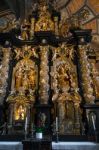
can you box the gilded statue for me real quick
[15,68,22,91]
[35,5,54,31]
[15,104,26,120]
[59,21,69,37]
[14,65,36,92]
[21,19,30,40]
[28,69,36,89]
[12,46,37,92]
[14,48,21,60]
[14,45,39,61]
[57,65,70,92]
[12,51,36,91]
[22,73,29,91]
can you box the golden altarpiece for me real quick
[0,1,99,138]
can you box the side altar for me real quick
[0,0,99,141]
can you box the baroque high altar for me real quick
[0,1,99,137]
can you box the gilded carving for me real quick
[90,60,99,99]
[21,19,30,40]
[35,6,54,32]
[14,104,26,120]
[59,21,69,37]
[0,0,98,136]
[39,46,49,104]
[0,47,11,104]
[12,59,37,92]
[7,91,32,122]
[78,45,95,103]
[12,45,37,93]
[51,44,81,134]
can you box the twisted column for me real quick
[78,45,95,103]
[89,59,99,100]
[39,46,49,104]
[0,47,11,104]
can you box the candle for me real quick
[56,117,58,132]
[25,117,28,132]
[92,115,96,131]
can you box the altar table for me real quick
[0,141,99,150]
[52,142,99,150]
[0,142,23,150]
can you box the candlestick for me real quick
[92,115,96,131]
[25,117,28,139]
[31,123,35,139]
[55,117,59,143]
[56,117,58,132]
[25,117,28,132]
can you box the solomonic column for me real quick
[71,29,99,138]
[78,44,95,103]
[71,29,95,104]
[89,59,99,102]
[39,46,49,104]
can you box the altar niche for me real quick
[7,45,37,134]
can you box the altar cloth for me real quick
[52,142,99,150]
[0,141,99,150]
[0,142,23,150]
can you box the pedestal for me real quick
[36,132,43,139]
[22,137,52,150]
[33,104,53,134]
[83,104,99,142]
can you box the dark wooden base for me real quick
[0,134,96,142]
[22,137,52,150]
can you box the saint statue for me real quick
[28,69,36,89]
[57,64,70,92]
[15,68,22,91]
[22,73,29,91]
[13,58,36,92]
[21,19,29,40]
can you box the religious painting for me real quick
[14,104,26,121]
